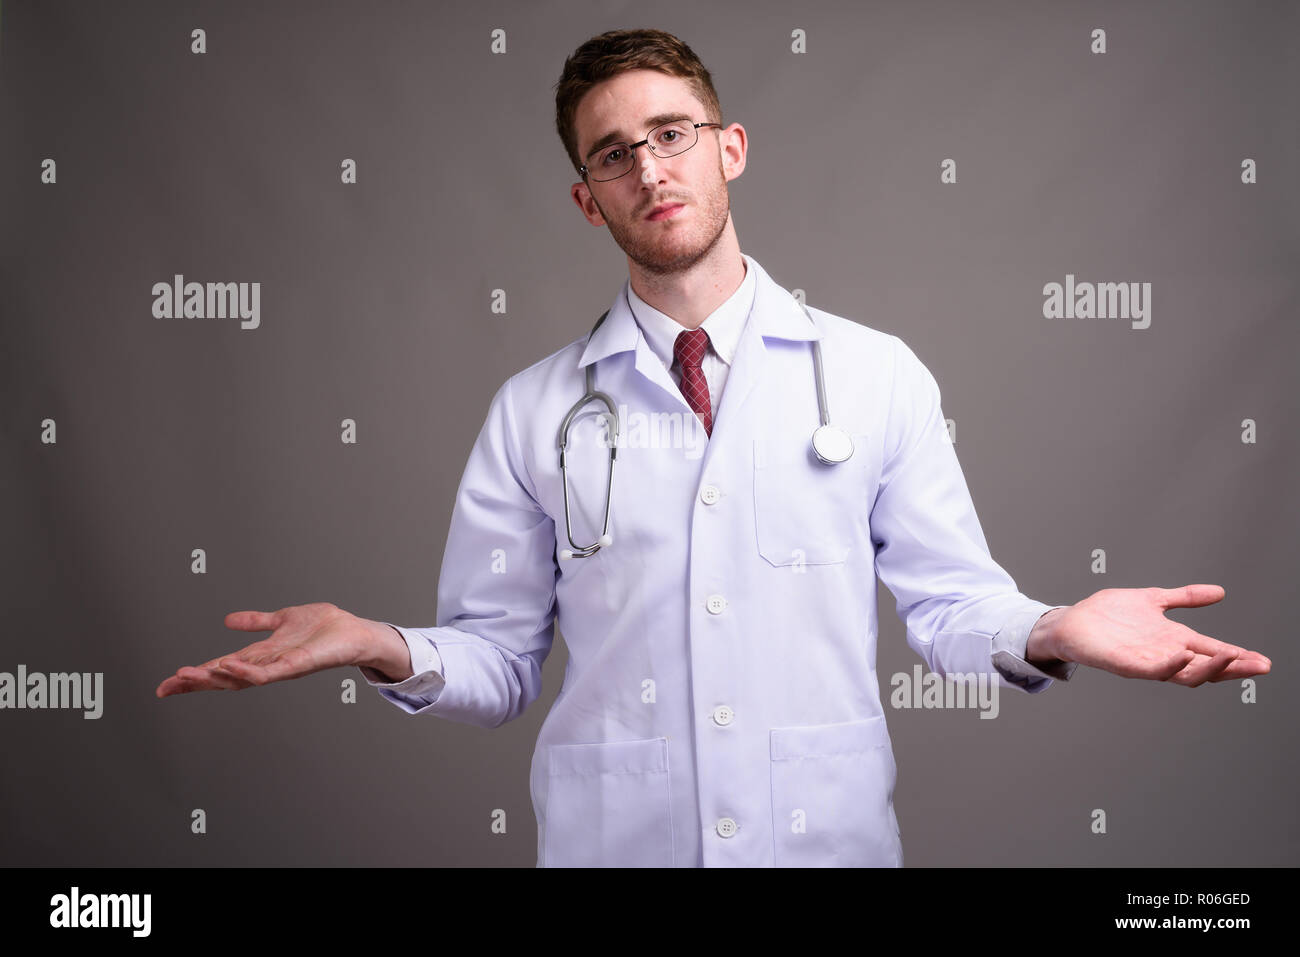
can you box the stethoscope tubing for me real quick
[558,302,849,558]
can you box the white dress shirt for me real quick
[624,254,756,424]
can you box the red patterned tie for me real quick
[673,328,713,437]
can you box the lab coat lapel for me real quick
[575,257,827,452]
[577,286,696,415]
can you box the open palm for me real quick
[154,602,366,697]
[1046,585,1271,686]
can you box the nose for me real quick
[637,147,657,185]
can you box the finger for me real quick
[157,672,232,697]
[1151,648,1197,680]
[1154,621,1251,680]
[174,665,253,692]
[216,657,276,686]
[224,610,281,633]
[156,677,188,697]
[1170,646,1240,687]
[1182,631,1247,660]
[219,653,307,686]
[1166,654,1206,686]
[1197,647,1242,686]
[1206,656,1272,682]
[1208,649,1271,670]
[1153,584,1226,610]
[193,642,272,671]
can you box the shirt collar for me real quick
[624,253,757,370]
[576,253,821,372]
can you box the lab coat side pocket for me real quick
[543,736,673,867]
[769,716,902,867]
[752,432,873,567]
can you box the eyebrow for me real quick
[584,112,695,161]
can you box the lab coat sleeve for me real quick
[870,336,1075,694]
[356,624,447,710]
[363,376,560,726]
[990,604,1078,691]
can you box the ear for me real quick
[571,180,607,226]
[719,123,748,182]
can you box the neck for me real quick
[627,223,745,330]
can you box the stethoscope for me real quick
[557,302,853,559]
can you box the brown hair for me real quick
[554,28,724,176]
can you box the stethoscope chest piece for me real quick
[811,424,854,465]
[806,309,854,466]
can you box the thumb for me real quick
[1154,584,1226,609]
[224,610,279,632]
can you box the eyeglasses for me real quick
[580,120,723,182]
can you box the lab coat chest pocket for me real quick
[544,737,673,867]
[752,432,873,566]
[770,716,902,867]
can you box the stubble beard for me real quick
[596,165,731,279]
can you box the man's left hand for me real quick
[1026,584,1271,686]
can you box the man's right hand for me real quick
[154,602,410,698]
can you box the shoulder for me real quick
[803,302,904,355]
[801,304,941,409]
[483,332,589,412]
[802,303,921,373]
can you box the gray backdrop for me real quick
[2,0,1296,867]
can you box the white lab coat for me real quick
[363,253,1073,867]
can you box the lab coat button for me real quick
[706,594,727,615]
[716,817,738,838]
[712,705,734,726]
[700,484,720,505]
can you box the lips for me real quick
[646,203,684,221]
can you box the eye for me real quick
[601,148,625,166]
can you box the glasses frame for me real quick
[580,121,724,182]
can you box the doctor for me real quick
[157,28,1271,867]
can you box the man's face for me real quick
[570,70,744,276]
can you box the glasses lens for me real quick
[592,144,633,181]
[650,120,697,157]
[590,122,700,181]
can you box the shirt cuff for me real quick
[357,623,447,710]
[990,603,1078,693]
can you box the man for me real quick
[157,28,1270,867]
